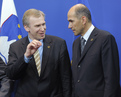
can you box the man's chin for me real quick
[38,36,45,40]
[42,35,46,39]
[74,33,78,36]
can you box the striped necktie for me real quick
[34,50,41,76]
[81,37,86,54]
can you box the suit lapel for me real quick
[41,35,52,75]
[22,36,53,77]
[78,28,98,65]
[73,37,81,66]
[21,37,39,76]
[21,36,29,53]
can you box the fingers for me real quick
[24,40,42,58]
[33,40,42,47]
[28,40,42,50]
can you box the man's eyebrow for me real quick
[68,19,73,22]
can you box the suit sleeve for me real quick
[0,57,13,97]
[59,40,72,97]
[101,34,120,97]
[5,44,28,80]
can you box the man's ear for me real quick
[24,25,30,32]
[81,16,87,25]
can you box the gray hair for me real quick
[75,5,92,22]
[22,9,45,27]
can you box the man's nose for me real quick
[68,23,72,29]
[40,26,45,31]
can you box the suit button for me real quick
[78,65,80,67]
[77,80,80,83]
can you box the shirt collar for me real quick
[82,24,95,42]
[28,36,43,43]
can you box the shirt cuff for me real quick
[24,55,32,63]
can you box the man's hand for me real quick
[24,40,42,58]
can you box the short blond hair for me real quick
[22,9,45,27]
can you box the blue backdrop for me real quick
[0,0,121,87]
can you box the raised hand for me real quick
[24,39,42,58]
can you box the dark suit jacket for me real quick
[0,57,12,97]
[72,28,120,97]
[6,35,72,97]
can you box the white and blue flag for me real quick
[0,0,22,64]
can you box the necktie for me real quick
[81,37,86,54]
[34,50,41,76]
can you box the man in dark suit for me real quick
[5,9,72,97]
[67,4,120,97]
[0,57,12,97]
